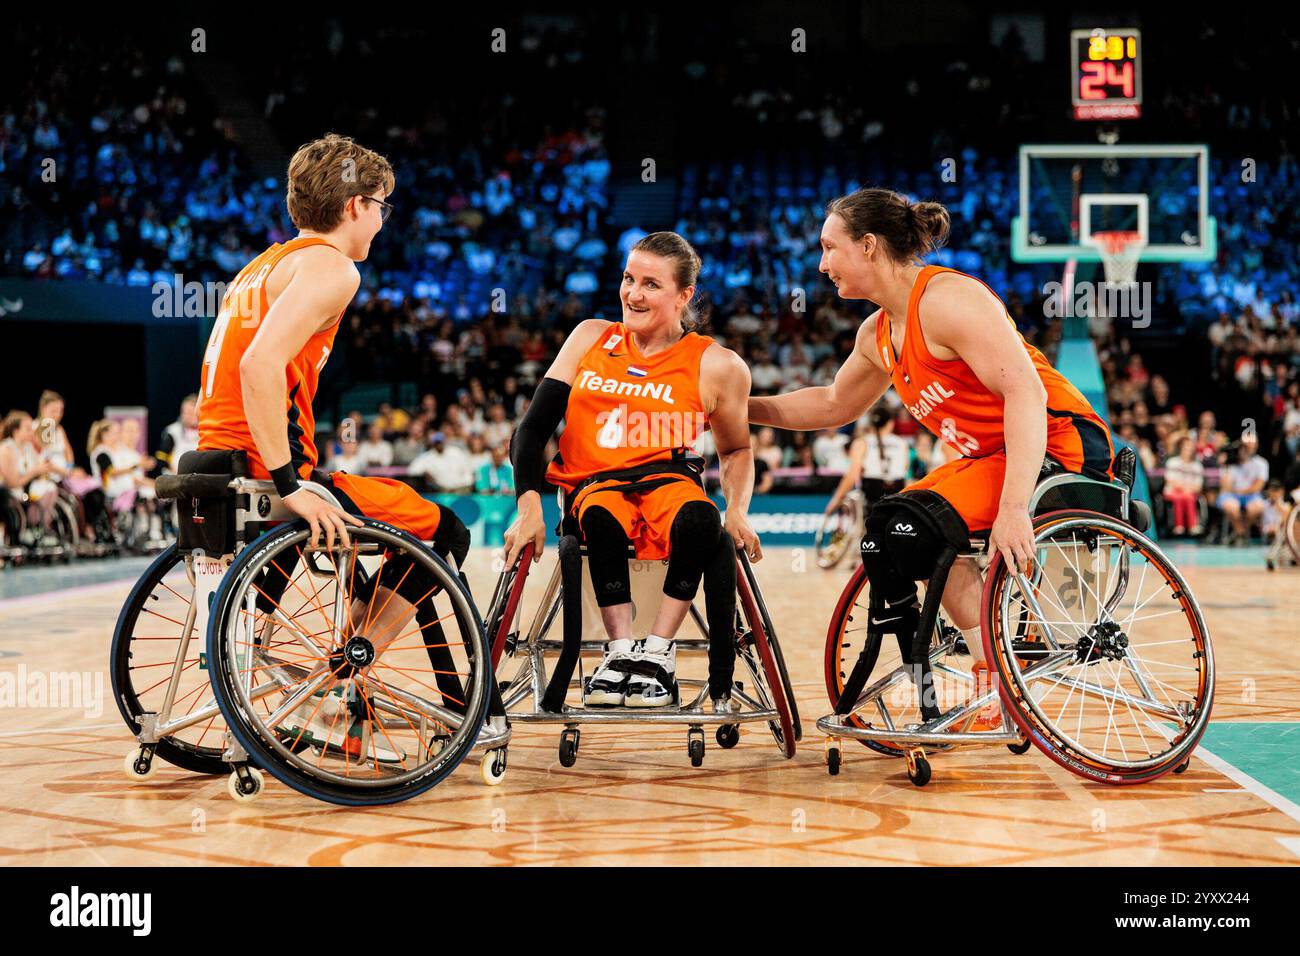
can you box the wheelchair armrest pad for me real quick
[155,473,233,500]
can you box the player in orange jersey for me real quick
[750,188,1115,730]
[196,134,470,757]
[503,232,759,708]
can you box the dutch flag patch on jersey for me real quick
[627,365,647,377]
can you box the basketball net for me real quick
[1094,230,1145,286]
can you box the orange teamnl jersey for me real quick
[876,265,1111,470]
[547,323,714,491]
[197,237,343,479]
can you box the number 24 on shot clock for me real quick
[1071,27,1142,121]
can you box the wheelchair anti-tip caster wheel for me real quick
[559,728,580,768]
[1007,738,1033,755]
[227,765,265,803]
[715,724,740,749]
[124,747,157,780]
[688,727,705,767]
[481,748,508,786]
[905,749,931,787]
[826,741,842,776]
[1173,758,1191,775]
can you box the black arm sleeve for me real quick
[509,377,571,498]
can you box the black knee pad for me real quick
[430,508,470,568]
[580,506,632,607]
[664,501,722,601]
[865,489,970,583]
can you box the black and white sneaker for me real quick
[625,637,678,708]
[583,639,636,706]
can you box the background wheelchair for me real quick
[819,448,1215,787]
[484,485,801,769]
[111,449,508,805]
[815,489,864,569]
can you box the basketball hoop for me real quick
[1093,230,1145,285]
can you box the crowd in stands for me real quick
[5,16,1299,567]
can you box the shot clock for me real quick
[1071,28,1142,120]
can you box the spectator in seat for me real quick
[483,402,512,449]
[476,444,514,495]
[754,426,784,472]
[409,431,475,493]
[357,422,394,471]
[1162,437,1204,537]
[392,420,428,467]
[1217,435,1269,545]
[327,437,366,474]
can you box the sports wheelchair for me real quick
[484,462,800,769]
[111,449,508,806]
[819,448,1215,786]
[815,489,865,569]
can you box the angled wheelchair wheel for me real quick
[1285,505,1300,566]
[982,510,1214,785]
[110,545,226,774]
[737,551,801,742]
[206,519,491,805]
[815,493,863,570]
[823,564,964,756]
[735,554,797,758]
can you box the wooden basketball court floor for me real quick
[1,546,1298,867]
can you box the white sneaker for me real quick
[625,637,678,708]
[583,639,636,706]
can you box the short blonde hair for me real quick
[286,133,396,232]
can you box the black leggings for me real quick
[580,501,724,607]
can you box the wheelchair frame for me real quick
[485,539,801,768]
[117,473,509,801]
[817,462,1214,786]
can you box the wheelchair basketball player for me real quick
[503,231,761,710]
[750,187,1116,731]
[194,133,471,758]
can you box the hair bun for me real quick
[910,201,951,253]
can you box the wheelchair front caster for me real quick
[715,724,740,749]
[826,742,842,776]
[124,747,157,780]
[1007,738,1032,755]
[559,728,580,768]
[481,748,508,786]
[1173,758,1191,775]
[688,728,705,767]
[227,765,264,803]
[905,749,931,787]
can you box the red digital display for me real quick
[1072,29,1142,120]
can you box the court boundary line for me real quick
[1194,743,1300,826]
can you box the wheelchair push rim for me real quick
[735,553,797,758]
[206,519,492,805]
[981,510,1214,784]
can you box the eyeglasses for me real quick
[360,195,395,223]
